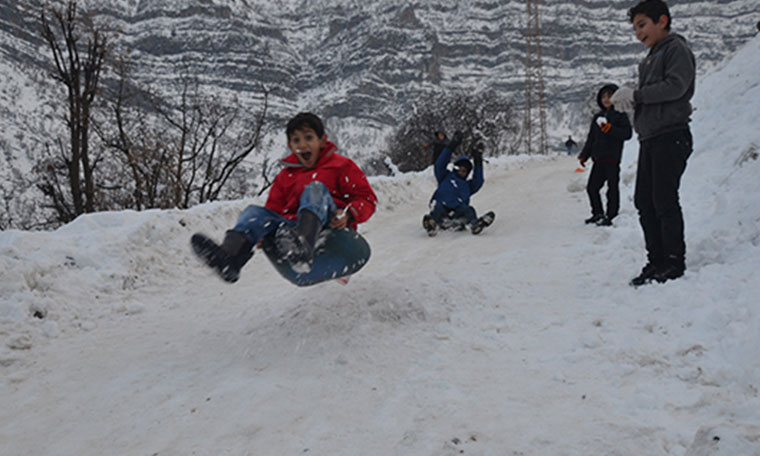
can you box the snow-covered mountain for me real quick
[0,0,758,223]
[1,32,759,456]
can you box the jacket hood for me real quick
[454,156,473,175]
[596,83,619,110]
[281,140,338,168]
[650,33,688,55]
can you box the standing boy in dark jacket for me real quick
[611,0,696,286]
[579,84,633,226]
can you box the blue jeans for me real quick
[232,182,337,243]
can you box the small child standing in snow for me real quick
[422,133,494,236]
[578,83,633,226]
[611,0,696,286]
[191,112,377,283]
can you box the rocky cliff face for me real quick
[1,0,757,181]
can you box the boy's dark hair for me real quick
[628,0,671,31]
[286,112,325,140]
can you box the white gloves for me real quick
[610,87,635,112]
[596,116,611,133]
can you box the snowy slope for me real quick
[1,36,760,456]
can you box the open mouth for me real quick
[296,150,312,162]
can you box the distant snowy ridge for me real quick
[1,0,757,167]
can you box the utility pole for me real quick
[524,0,548,155]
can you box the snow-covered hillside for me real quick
[1,35,759,456]
[2,0,758,164]
[2,0,758,229]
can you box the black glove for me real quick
[448,131,464,151]
[471,142,484,167]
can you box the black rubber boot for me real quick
[276,210,322,273]
[653,256,685,283]
[422,214,438,237]
[596,215,613,226]
[629,262,660,287]
[585,214,604,224]
[191,230,253,283]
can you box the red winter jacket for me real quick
[265,141,377,230]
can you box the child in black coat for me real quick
[578,83,633,226]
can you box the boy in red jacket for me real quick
[191,112,377,282]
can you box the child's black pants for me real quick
[586,161,620,219]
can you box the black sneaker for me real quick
[653,263,685,283]
[422,214,438,237]
[471,212,495,235]
[585,214,604,224]
[596,216,612,226]
[629,263,660,287]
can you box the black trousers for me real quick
[430,201,477,225]
[634,129,693,267]
[586,161,620,219]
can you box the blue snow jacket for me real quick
[430,146,484,209]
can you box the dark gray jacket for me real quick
[632,33,696,141]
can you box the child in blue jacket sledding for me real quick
[422,133,495,236]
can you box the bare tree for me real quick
[386,89,521,172]
[95,59,270,210]
[151,71,269,208]
[93,54,176,210]
[256,156,278,197]
[21,1,270,227]
[37,0,112,222]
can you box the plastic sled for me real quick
[260,227,371,287]
[439,214,469,231]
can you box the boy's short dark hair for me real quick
[286,112,325,140]
[628,0,671,31]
